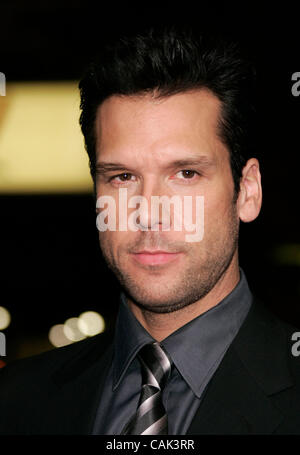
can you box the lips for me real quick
[131,250,182,266]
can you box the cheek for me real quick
[98,231,115,257]
[98,230,130,259]
[203,190,236,232]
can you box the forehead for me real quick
[95,89,228,165]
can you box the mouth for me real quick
[130,250,182,266]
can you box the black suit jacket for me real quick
[0,298,300,435]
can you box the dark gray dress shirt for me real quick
[92,268,253,435]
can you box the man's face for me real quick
[95,89,240,313]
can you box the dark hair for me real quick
[79,24,257,198]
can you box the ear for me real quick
[237,158,262,223]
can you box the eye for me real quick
[109,172,134,183]
[176,170,198,179]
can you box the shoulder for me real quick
[236,297,300,390]
[240,296,300,343]
[271,307,300,377]
[255,298,300,347]
[0,329,114,390]
[0,329,115,434]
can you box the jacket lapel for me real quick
[186,299,294,434]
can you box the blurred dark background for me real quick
[0,1,299,362]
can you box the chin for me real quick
[134,300,183,314]
[125,287,192,314]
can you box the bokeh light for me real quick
[78,311,105,336]
[0,82,92,193]
[63,317,86,342]
[48,324,72,348]
[48,311,106,348]
[0,307,11,330]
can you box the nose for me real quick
[133,180,171,232]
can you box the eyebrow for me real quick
[95,156,215,174]
[95,162,134,174]
[163,157,215,169]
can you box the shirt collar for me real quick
[112,268,253,396]
[112,292,155,391]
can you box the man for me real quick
[0,25,300,435]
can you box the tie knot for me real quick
[137,342,172,390]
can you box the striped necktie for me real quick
[120,342,172,435]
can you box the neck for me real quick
[127,257,240,342]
